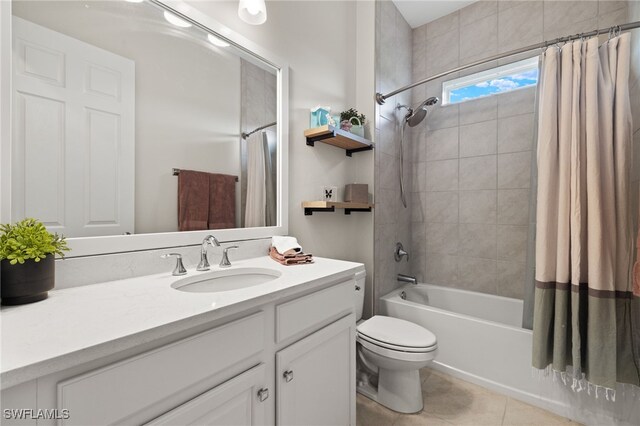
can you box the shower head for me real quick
[403,97,439,127]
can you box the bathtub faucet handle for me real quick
[394,242,409,262]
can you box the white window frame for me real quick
[442,56,539,105]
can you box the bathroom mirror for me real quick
[0,0,289,256]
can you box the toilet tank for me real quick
[354,269,366,321]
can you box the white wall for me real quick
[187,0,376,316]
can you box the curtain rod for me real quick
[241,121,277,139]
[376,21,640,105]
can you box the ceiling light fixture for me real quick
[238,0,267,25]
[163,11,192,28]
[207,34,230,48]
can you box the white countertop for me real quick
[0,256,363,389]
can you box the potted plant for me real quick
[340,108,366,137]
[0,218,69,305]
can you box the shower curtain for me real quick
[245,132,266,227]
[532,33,640,394]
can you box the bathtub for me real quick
[380,284,640,426]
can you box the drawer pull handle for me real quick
[257,388,269,402]
[283,370,294,382]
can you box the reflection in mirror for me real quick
[10,0,278,238]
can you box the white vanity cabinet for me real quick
[0,276,357,426]
[276,314,355,426]
[146,363,269,426]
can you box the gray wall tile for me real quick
[459,0,497,27]
[426,127,459,160]
[459,155,497,189]
[427,11,460,39]
[460,120,498,157]
[427,30,460,75]
[426,159,459,190]
[426,222,459,255]
[498,151,532,189]
[459,96,498,125]
[426,253,459,285]
[459,190,497,224]
[460,14,498,63]
[425,191,459,223]
[497,225,528,261]
[497,189,530,225]
[498,113,535,153]
[457,257,497,294]
[498,1,543,53]
[497,260,526,298]
[458,223,497,258]
[497,87,536,118]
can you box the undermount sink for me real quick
[171,268,282,293]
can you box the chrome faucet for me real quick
[161,253,187,276]
[219,246,239,268]
[197,235,221,271]
[397,274,417,285]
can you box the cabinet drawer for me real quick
[276,280,353,343]
[145,363,268,426]
[57,312,265,425]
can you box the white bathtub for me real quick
[380,284,640,426]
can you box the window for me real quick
[442,57,539,105]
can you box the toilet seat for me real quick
[357,316,437,351]
[357,332,437,353]
[357,336,437,363]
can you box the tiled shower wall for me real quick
[373,0,413,312]
[405,0,631,299]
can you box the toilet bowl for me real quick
[354,270,437,414]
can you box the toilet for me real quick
[354,270,437,414]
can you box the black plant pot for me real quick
[1,255,55,305]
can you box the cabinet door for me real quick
[145,364,270,426]
[276,314,355,426]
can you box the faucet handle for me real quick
[161,253,187,276]
[394,242,409,262]
[219,246,239,268]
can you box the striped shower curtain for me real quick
[532,33,640,395]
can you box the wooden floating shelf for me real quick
[304,125,374,157]
[302,201,374,216]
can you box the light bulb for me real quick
[208,34,230,48]
[163,11,191,28]
[238,0,267,25]
[246,4,260,15]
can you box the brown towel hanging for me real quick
[209,174,236,229]
[178,170,209,231]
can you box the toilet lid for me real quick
[356,316,436,349]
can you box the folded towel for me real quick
[269,247,313,266]
[272,236,302,256]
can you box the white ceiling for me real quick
[392,0,478,29]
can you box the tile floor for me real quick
[356,368,583,426]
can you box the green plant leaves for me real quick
[0,218,69,262]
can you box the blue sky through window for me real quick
[443,57,540,105]
[449,69,539,103]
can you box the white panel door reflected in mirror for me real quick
[10,0,278,238]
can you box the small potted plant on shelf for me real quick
[0,218,69,305]
[340,108,366,137]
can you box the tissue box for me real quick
[344,184,368,203]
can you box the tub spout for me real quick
[397,274,417,285]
